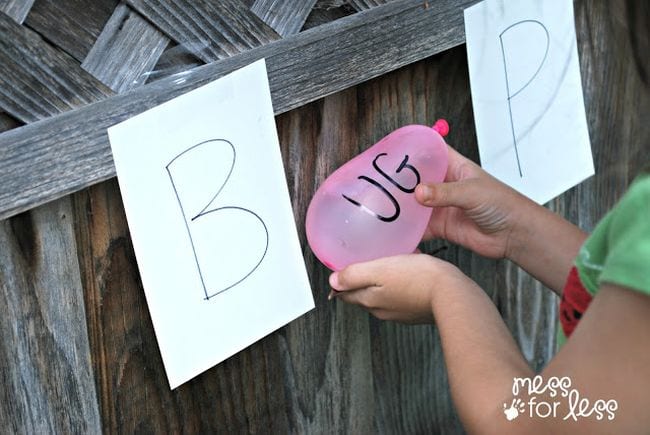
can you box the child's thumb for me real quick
[415,180,478,210]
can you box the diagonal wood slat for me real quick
[251,0,318,37]
[23,0,118,62]
[303,2,355,31]
[81,3,169,93]
[0,0,34,23]
[0,11,112,123]
[125,0,280,63]
[348,0,393,11]
[0,0,478,220]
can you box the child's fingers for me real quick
[415,179,480,210]
[444,144,482,182]
[329,261,382,291]
[334,288,373,308]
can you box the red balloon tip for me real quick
[432,119,449,137]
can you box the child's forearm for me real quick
[431,280,534,433]
[508,199,588,294]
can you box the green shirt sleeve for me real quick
[599,175,650,294]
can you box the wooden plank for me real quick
[72,87,373,433]
[0,1,139,431]
[72,180,299,433]
[0,0,34,23]
[348,0,393,11]
[250,0,318,37]
[125,0,280,63]
[314,0,349,8]
[23,0,118,62]
[354,49,471,433]
[146,42,203,83]
[0,12,112,123]
[81,3,169,93]
[0,116,101,433]
[0,3,168,429]
[73,7,221,431]
[302,4,354,31]
[0,200,102,434]
[0,0,479,220]
[269,87,376,434]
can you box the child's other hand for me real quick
[415,145,534,260]
[329,254,479,324]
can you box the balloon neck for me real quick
[432,119,449,137]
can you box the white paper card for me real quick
[108,59,314,389]
[464,0,594,204]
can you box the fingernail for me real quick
[417,185,434,201]
[328,290,337,300]
[329,273,340,290]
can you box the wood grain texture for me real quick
[314,0,349,8]
[0,96,100,434]
[277,90,376,433]
[251,0,318,37]
[125,0,280,63]
[0,0,34,23]
[0,1,174,432]
[23,0,118,62]
[0,11,112,123]
[348,0,393,11]
[0,0,478,220]
[302,3,354,31]
[497,0,650,370]
[0,1,649,432]
[0,200,102,434]
[354,46,476,433]
[146,42,204,83]
[72,3,247,430]
[0,3,122,431]
[72,94,377,430]
[73,9,236,431]
[81,3,169,93]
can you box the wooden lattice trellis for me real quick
[0,0,475,220]
[1,1,648,433]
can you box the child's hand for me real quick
[415,145,532,260]
[329,254,479,324]
[415,145,587,294]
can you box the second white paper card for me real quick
[465,0,594,204]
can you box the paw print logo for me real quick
[503,398,526,421]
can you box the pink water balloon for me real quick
[306,120,449,271]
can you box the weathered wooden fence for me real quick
[0,0,648,433]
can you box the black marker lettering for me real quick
[499,19,549,178]
[167,139,269,300]
[342,175,400,222]
[373,153,421,193]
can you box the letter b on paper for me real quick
[107,59,314,389]
[166,139,269,299]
